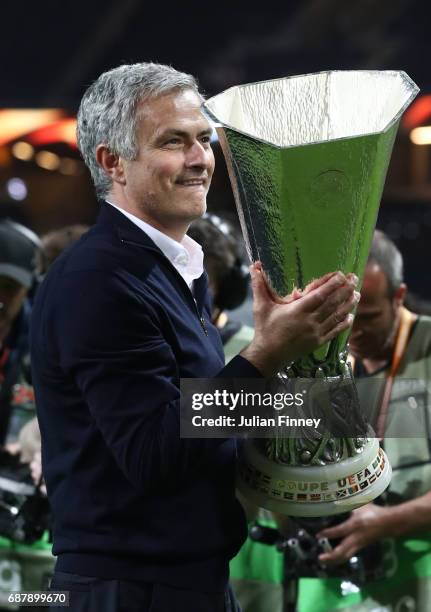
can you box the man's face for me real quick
[349,263,403,361]
[0,277,27,343]
[120,89,215,238]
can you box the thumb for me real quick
[250,263,272,306]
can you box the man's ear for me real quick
[394,283,407,307]
[95,144,126,185]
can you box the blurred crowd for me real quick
[0,221,89,610]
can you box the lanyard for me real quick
[348,307,416,440]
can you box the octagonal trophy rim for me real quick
[203,69,419,149]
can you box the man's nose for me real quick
[185,141,210,168]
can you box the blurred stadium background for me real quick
[0,0,430,298]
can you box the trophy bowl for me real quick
[204,70,419,516]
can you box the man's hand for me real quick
[241,263,359,376]
[30,450,47,495]
[316,503,392,565]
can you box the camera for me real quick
[0,450,50,544]
[249,513,385,585]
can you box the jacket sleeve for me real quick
[54,269,259,492]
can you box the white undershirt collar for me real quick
[106,201,204,288]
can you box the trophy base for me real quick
[237,437,391,517]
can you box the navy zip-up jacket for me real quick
[30,203,260,592]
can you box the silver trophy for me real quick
[204,70,419,516]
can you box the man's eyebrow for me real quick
[156,127,213,139]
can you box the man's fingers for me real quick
[252,268,359,311]
[279,287,303,304]
[278,273,337,304]
[317,521,357,566]
[320,290,360,335]
[345,272,360,285]
[299,272,359,300]
[318,539,356,566]
[314,278,358,322]
[300,272,353,312]
[289,271,357,300]
[321,314,354,344]
[316,520,354,541]
[302,272,339,295]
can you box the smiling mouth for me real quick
[176,178,207,187]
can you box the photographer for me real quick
[0,220,40,447]
[0,220,54,611]
[298,231,431,612]
[0,222,89,611]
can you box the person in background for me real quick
[35,225,89,277]
[0,219,52,611]
[189,214,284,612]
[0,223,90,612]
[17,223,90,481]
[188,214,253,358]
[298,230,431,612]
[0,219,41,447]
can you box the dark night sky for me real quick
[1,0,430,110]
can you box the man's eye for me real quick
[200,135,211,144]
[164,138,182,146]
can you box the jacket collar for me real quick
[96,201,161,252]
[96,201,209,312]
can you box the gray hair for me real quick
[77,62,201,199]
[368,230,404,296]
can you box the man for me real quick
[298,230,431,612]
[30,62,357,612]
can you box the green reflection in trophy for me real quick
[204,70,419,516]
